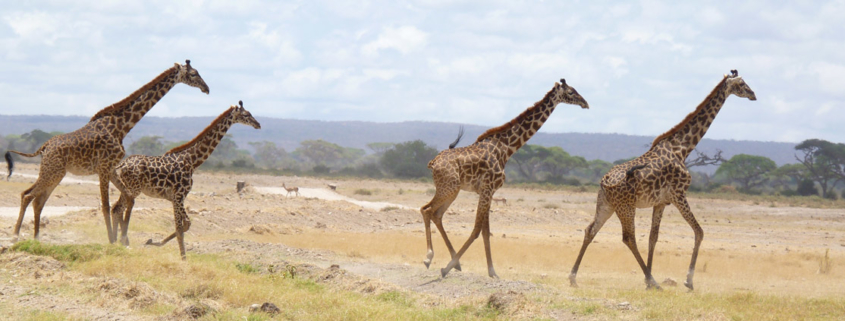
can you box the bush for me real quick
[354,189,373,196]
[797,179,818,196]
[312,164,330,174]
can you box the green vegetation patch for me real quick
[11,239,127,264]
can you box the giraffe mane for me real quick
[89,65,179,121]
[474,86,556,143]
[165,106,235,154]
[648,75,729,150]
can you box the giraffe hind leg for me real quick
[569,189,614,287]
[14,165,64,240]
[13,186,37,240]
[431,191,461,271]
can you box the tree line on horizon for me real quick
[3,130,845,199]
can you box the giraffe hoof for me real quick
[423,260,431,269]
[440,268,449,278]
[144,239,154,245]
[684,281,694,291]
[646,284,663,291]
[455,263,461,272]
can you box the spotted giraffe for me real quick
[109,101,261,259]
[569,70,757,290]
[5,60,209,243]
[421,79,589,278]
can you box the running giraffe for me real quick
[110,101,261,259]
[569,70,757,290]
[421,78,589,278]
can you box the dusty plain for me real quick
[1,163,844,320]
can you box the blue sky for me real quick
[1,1,843,143]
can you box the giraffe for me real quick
[109,101,261,259]
[5,60,209,243]
[421,78,589,278]
[568,70,757,290]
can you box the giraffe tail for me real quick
[5,148,43,179]
[4,151,12,179]
[448,126,464,149]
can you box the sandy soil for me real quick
[1,162,844,319]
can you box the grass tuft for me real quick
[819,248,832,274]
[11,239,126,264]
[235,262,261,274]
[354,188,373,195]
[376,290,414,308]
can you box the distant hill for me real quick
[0,115,799,173]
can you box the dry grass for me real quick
[10,241,497,320]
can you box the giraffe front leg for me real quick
[646,205,666,275]
[174,199,190,260]
[119,197,136,247]
[441,188,492,278]
[618,207,660,290]
[441,222,481,278]
[98,173,115,243]
[481,215,498,279]
[672,195,703,291]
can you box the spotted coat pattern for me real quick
[7,61,209,243]
[569,72,757,290]
[421,79,589,278]
[109,103,261,259]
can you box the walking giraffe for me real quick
[5,60,209,243]
[421,78,589,278]
[569,70,757,290]
[109,101,261,259]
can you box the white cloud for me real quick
[1,1,844,144]
[361,26,428,57]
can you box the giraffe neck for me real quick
[494,89,559,157]
[652,79,729,160]
[168,108,236,169]
[90,66,180,139]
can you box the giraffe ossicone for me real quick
[420,78,589,279]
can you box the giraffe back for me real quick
[114,153,194,201]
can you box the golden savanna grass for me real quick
[2,164,844,320]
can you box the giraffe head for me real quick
[725,69,756,101]
[553,78,589,109]
[175,59,210,94]
[231,100,261,129]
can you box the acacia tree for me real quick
[129,136,166,156]
[380,140,438,178]
[795,139,841,197]
[249,141,295,169]
[715,154,776,192]
[295,139,364,169]
[510,144,546,181]
[587,159,612,183]
[541,146,587,178]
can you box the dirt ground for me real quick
[1,163,844,320]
